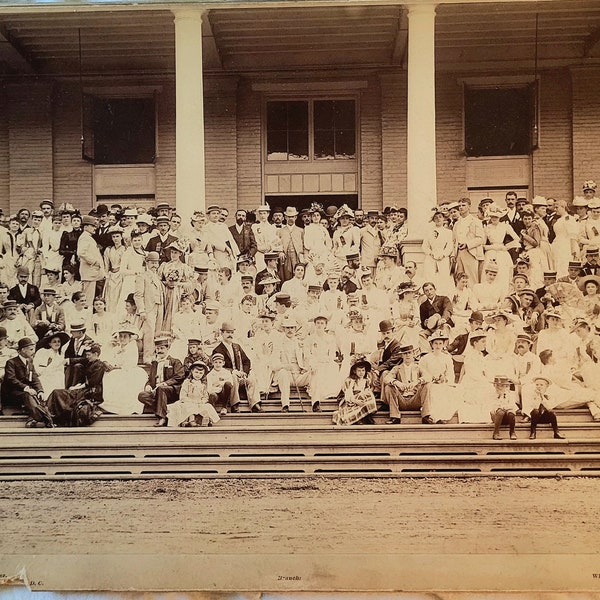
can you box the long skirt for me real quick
[332,391,378,426]
[167,398,220,427]
[101,367,148,415]
[421,383,460,422]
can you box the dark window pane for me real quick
[267,101,288,132]
[288,129,309,160]
[287,101,309,131]
[314,129,335,160]
[314,100,334,130]
[335,100,355,129]
[93,98,155,165]
[335,129,355,159]
[267,130,289,161]
[465,87,532,157]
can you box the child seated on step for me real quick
[167,361,220,427]
[206,353,236,414]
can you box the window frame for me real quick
[81,86,160,165]
[461,77,539,159]
[263,94,359,164]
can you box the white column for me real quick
[173,8,206,221]
[406,3,437,241]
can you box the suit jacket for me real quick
[278,225,305,260]
[447,332,469,357]
[145,233,177,263]
[453,214,485,260]
[581,262,600,276]
[134,270,164,314]
[377,339,404,373]
[32,303,66,331]
[360,225,382,268]
[64,333,94,363]
[2,355,42,400]
[229,224,257,257]
[8,283,41,309]
[93,225,114,255]
[146,355,185,389]
[419,295,453,329]
[77,231,105,282]
[213,341,251,375]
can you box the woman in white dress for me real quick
[551,199,580,277]
[170,293,202,361]
[102,227,126,314]
[457,330,494,423]
[34,331,68,400]
[280,263,308,306]
[483,204,520,296]
[421,208,454,296]
[303,204,332,268]
[41,215,64,275]
[118,229,147,306]
[450,272,479,336]
[419,332,460,423]
[252,204,282,271]
[101,327,148,415]
[88,297,116,349]
[485,311,518,379]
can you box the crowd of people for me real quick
[2,183,600,439]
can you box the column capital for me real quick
[404,3,438,17]
[171,7,206,24]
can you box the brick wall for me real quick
[532,69,572,201]
[0,88,9,215]
[7,83,53,213]
[435,73,467,203]
[360,77,383,212]
[205,76,238,217]
[572,67,600,197]
[236,78,262,211]
[380,72,407,209]
[52,82,94,213]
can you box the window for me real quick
[266,98,356,162]
[464,85,536,157]
[83,95,156,165]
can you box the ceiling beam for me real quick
[0,24,35,73]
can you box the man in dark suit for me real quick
[64,322,95,388]
[255,252,282,294]
[137,335,185,426]
[558,261,583,286]
[229,209,257,259]
[501,191,524,261]
[1,337,53,426]
[581,247,600,276]
[92,204,113,254]
[419,282,454,335]
[212,321,261,412]
[446,311,484,381]
[371,319,404,395]
[8,266,42,317]
[145,216,178,263]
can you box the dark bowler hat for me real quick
[378,319,394,333]
[469,311,484,323]
[17,337,35,351]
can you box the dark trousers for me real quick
[208,382,235,411]
[11,390,53,425]
[493,409,516,436]
[138,385,180,418]
[530,408,559,433]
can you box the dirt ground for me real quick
[0,476,598,556]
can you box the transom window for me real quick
[266,99,356,161]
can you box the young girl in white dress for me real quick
[168,361,220,427]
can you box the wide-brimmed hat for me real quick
[166,240,186,254]
[572,196,589,208]
[399,345,415,354]
[579,274,600,292]
[468,329,487,341]
[486,310,515,324]
[396,282,417,296]
[38,330,70,350]
[531,196,548,207]
[258,274,280,287]
[256,204,271,213]
[136,214,153,225]
[429,330,449,342]
[350,357,371,374]
[284,206,298,217]
[114,326,138,338]
[487,204,508,218]
[334,204,354,220]
[69,322,86,332]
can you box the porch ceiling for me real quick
[0,1,599,77]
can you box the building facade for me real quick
[0,0,598,246]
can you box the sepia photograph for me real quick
[0,0,599,594]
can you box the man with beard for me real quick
[229,209,257,259]
[278,206,305,282]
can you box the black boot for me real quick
[529,426,536,440]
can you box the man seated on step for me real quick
[369,319,403,396]
[212,321,262,413]
[380,344,429,425]
[1,337,54,427]
[272,316,311,412]
[137,335,185,427]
